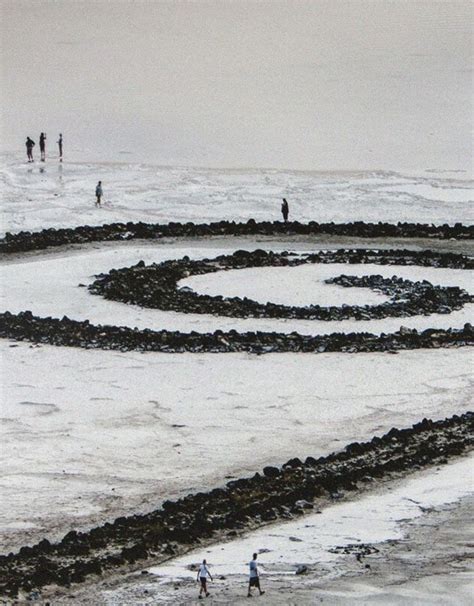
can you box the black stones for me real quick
[121,544,148,563]
[0,220,473,254]
[3,310,468,356]
[345,442,365,456]
[263,466,280,478]
[232,249,252,258]
[1,413,472,598]
[295,565,308,575]
[87,249,473,323]
[36,539,52,554]
[283,457,304,469]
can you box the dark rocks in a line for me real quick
[1,220,473,254]
[1,310,473,355]
[87,248,473,322]
[0,412,472,599]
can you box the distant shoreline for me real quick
[1,151,472,179]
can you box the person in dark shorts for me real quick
[197,558,213,598]
[281,198,289,223]
[39,133,46,161]
[95,181,103,206]
[247,553,265,597]
[26,137,35,162]
[58,134,63,162]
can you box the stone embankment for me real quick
[1,220,473,253]
[0,413,472,599]
[89,248,473,321]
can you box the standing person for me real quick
[281,198,289,223]
[25,137,35,162]
[247,553,265,597]
[196,559,213,599]
[95,181,103,207]
[57,134,63,162]
[39,133,46,161]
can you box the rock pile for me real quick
[89,248,473,321]
[0,413,472,598]
[1,220,473,254]
[1,311,473,354]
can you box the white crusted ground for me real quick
[1,159,473,603]
[2,335,473,552]
[1,155,473,236]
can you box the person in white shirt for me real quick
[196,558,213,598]
[248,552,265,597]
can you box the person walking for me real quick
[26,137,35,162]
[57,134,63,162]
[95,181,103,207]
[247,553,265,597]
[196,559,213,598]
[39,133,46,161]
[281,198,289,223]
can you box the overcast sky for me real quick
[1,0,472,172]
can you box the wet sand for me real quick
[49,497,473,605]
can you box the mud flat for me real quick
[0,413,471,601]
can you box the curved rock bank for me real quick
[1,220,473,254]
[0,413,472,599]
[1,311,473,354]
[89,248,474,321]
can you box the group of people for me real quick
[197,553,265,599]
[25,133,63,163]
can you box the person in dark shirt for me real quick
[58,134,63,162]
[39,133,46,161]
[281,198,289,223]
[95,181,103,207]
[26,137,35,162]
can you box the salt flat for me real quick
[1,158,473,604]
[1,156,473,236]
[1,340,472,551]
[2,0,473,599]
[1,232,473,551]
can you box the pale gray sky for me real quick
[1,0,472,171]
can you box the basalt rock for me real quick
[295,565,308,575]
[88,249,473,321]
[1,221,473,254]
[1,311,473,354]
